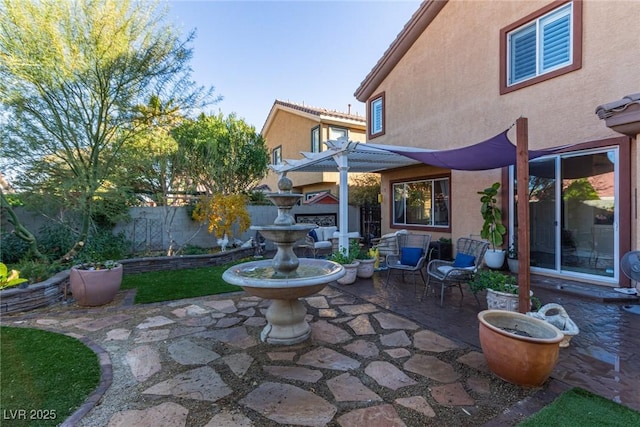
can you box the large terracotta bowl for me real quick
[478,309,563,387]
[69,264,123,306]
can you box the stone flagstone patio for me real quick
[6,285,539,426]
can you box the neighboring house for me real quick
[304,191,339,205]
[260,100,367,200]
[354,0,638,287]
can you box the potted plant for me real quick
[470,269,537,312]
[69,259,123,306]
[478,182,507,269]
[328,247,360,285]
[507,240,519,273]
[478,309,564,387]
[352,241,376,279]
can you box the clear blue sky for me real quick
[167,0,421,131]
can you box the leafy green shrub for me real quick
[179,244,210,255]
[0,232,30,263]
[37,222,77,261]
[328,246,358,265]
[469,269,517,294]
[78,228,130,262]
[351,239,373,260]
[11,259,64,284]
[91,189,134,228]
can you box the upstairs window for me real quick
[368,92,385,138]
[272,145,282,165]
[311,126,321,153]
[501,1,582,94]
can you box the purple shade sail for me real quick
[375,130,569,171]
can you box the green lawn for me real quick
[121,261,245,304]
[519,387,640,426]
[0,327,101,427]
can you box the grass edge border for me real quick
[51,330,113,427]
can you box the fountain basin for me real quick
[223,258,345,345]
[223,258,344,299]
[252,224,315,244]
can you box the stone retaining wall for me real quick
[0,247,254,315]
[0,270,71,316]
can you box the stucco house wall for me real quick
[366,1,637,149]
[355,0,638,286]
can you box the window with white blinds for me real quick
[508,3,573,86]
[369,94,384,138]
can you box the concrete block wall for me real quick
[4,204,360,253]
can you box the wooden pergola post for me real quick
[516,117,531,313]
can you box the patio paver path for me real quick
[2,285,538,426]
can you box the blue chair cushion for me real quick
[400,247,423,266]
[308,229,318,242]
[453,253,475,268]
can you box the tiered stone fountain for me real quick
[222,175,345,344]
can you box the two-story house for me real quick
[353,0,638,287]
[260,100,367,201]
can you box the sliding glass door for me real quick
[528,158,557,270]
[512,148,618,282]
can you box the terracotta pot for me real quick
[356,258,376,278]
[478,309,563,387]
[70,264,123,306]
[337,261,360,285]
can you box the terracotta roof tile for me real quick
[595,93,640,119]
[274,100,365,123]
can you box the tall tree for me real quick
[121,95,184,205]
[349,173,381,206]
[172,113,269,195]
[0,0,216,261]
[119,95,205,256]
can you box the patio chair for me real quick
[385,233,432,290]
[371,229,407,268]
[424,237,489,307]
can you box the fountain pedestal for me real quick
[264,299,308,343]
[223,259,344,344]
[222,175,345,345]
